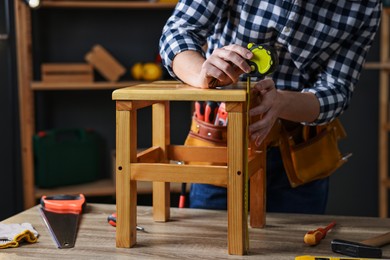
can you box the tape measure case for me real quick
[33,128,103,188]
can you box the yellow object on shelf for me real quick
[131,62,162,81]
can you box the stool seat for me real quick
[112,81,266,255]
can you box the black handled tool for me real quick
[331,231,390,258]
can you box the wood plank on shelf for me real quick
[40,1,177,9]
[31,81,142,90]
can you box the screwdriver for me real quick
[304,221,336,246]
[205,101,219,124]
[107,213,145,231]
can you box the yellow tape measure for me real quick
[247,43,278,78]
[244,43,278,251]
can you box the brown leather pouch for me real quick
[184,112,349,188]
[279,119,349,188]
[183,114,227,176]
[185,114,227,147]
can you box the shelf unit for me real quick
[366,8,390,218]
[14,0,176,209]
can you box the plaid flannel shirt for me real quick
[159,0,381,124]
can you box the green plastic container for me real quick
[33,128,102,188]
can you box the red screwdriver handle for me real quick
[304,221,336,246]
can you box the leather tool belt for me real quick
[184,113,349,188]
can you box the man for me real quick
[159,0,381,213]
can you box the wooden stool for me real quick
[112,81,266,255]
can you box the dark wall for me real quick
[326,30,381,217]
[0,0,23,221]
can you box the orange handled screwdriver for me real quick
[304,221,336,246]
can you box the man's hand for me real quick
[172,44,253,88]
[249,78,283,146]
[199,44,253,88]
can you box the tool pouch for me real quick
[278,118,348,188]
[183,113,227,172]
[184,113,227,147]
[184,112,349,188]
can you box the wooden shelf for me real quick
[14,0,178,208]
[382,179,390,188]
[40,0,177,9]
[365,62,390,70]
[378,10,390,218]
[31,81,142,90]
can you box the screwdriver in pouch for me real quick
[205,101,219,124]
[195,101,205,121]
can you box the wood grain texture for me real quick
[14,0,36,209]
[2,204,390,259]
[112,81,247,102]
[152,102,170,222]
[130,163,228,186]
[85,45,125,82]
[227,110,248,254]
[41,63,93,83]
[112,81,261,255]
[115,109,137,247]
[379,11,390,218]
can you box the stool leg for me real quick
[152,102,170,222]
[250,141,266,228]
[227,110,249,255]
[116,107,137,248]
[153,182,170,221]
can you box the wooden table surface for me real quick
[1,203,390,259]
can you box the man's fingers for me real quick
[213,47,252,75]
[221,44,253,60]
[254,78,275,93]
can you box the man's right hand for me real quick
[172,44,253,89]
[200,44,253,88]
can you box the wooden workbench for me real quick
[1,204,390,259]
